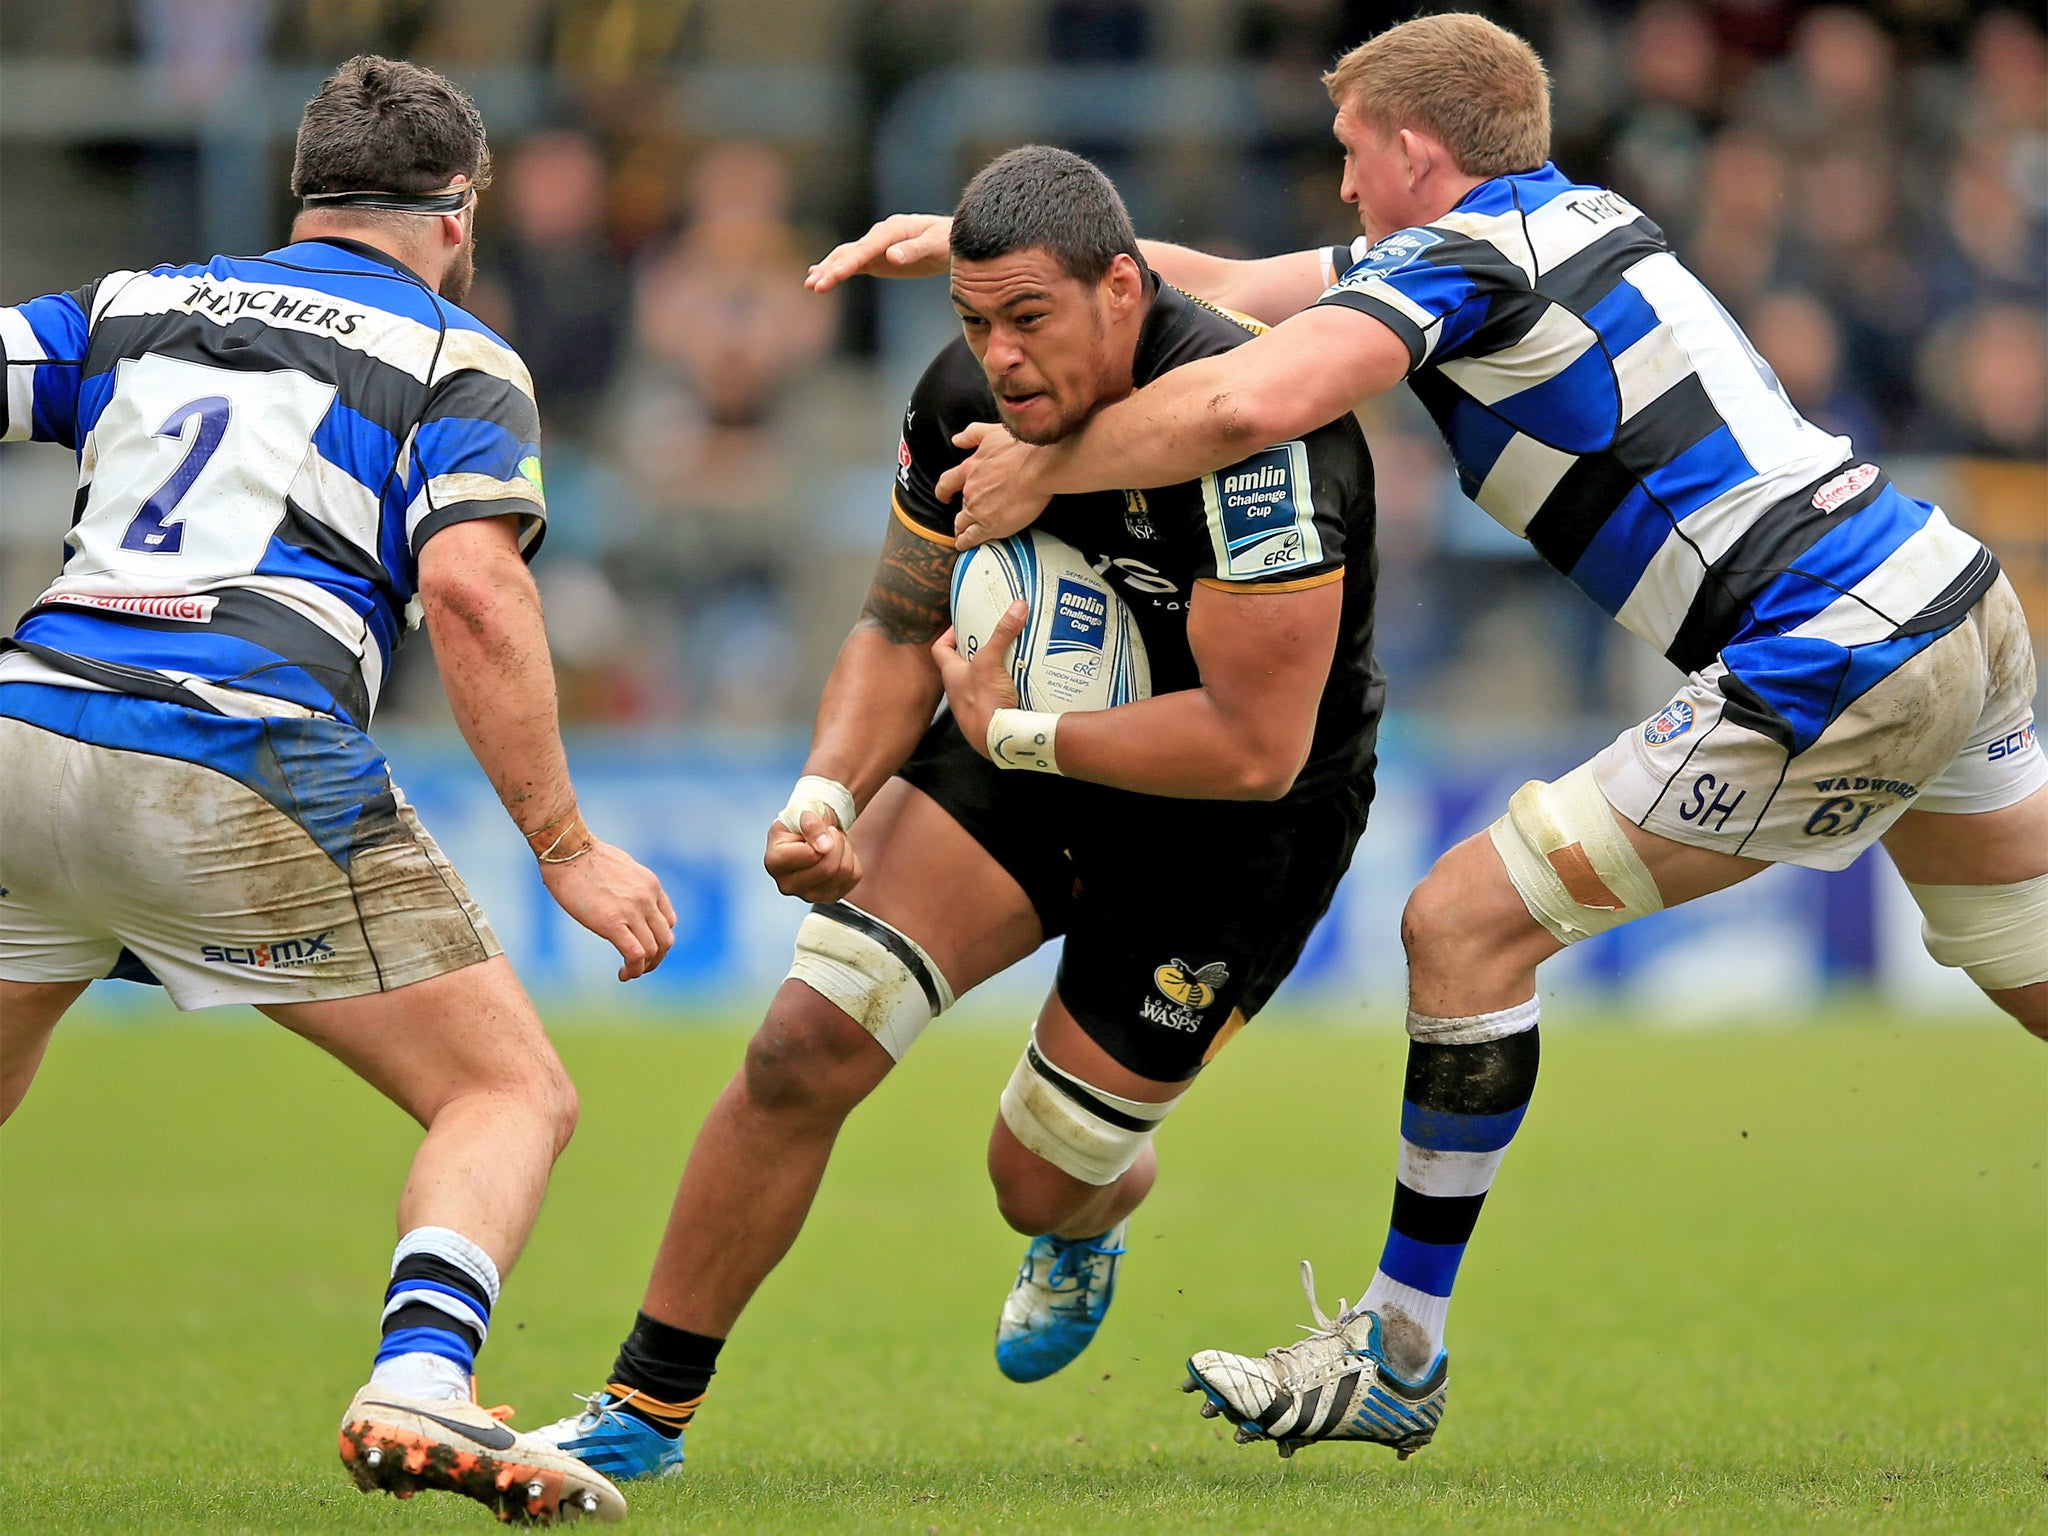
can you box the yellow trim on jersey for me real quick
[1167,283,1269,336]
[1197,566,1345,595]
[892,492,957,548]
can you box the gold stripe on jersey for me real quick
[892,493,957,547]
[1169,285,1269,336]
[1197,566,1344,594]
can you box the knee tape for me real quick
[1488,764,1664,946]
[1904,873,2048,991]
[999,1042,1184,1186]
[787,902,955,1061]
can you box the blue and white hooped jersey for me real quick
[0,239,545,728]
[1318,165,1999,755]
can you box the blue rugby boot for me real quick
[1181,1262,1447,1459]
[995,1220,1128,1383]
[530,1389,686,1482]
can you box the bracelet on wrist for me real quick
[526,807,593,864]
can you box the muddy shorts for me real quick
[0,683,499,1008]
[1592,573,2045,870]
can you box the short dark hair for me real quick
[949,146,1140,284]
[290,55,491,198]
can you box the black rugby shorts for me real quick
[898,715,1371,1083]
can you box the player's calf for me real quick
[989,1041,1181,1381]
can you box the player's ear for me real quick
[1104,253,1145,315]
[1396,128,1430,187]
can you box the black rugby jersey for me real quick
[894,281,1383,796]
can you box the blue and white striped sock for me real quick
[369,1226,500,1402]
[1361,1000,1540,1378]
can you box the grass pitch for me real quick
[1,1003,2042,1534]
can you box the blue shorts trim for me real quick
[0,683,398,872]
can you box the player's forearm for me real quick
[1035,309,1402,499]
[1138,242,1327,326]
[803,623,944,806]
[422,557,579,837]
[1050,689,1312,801]
[1034,352,1287,498]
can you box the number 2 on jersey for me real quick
[119,396,231,555]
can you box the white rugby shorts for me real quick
[0,714,500,1007]
[1593,573,2045,870]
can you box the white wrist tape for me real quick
[987,708,1061,773]
[777,775,857,835]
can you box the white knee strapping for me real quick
[1406,997,1540,1045]
[999,1042,1184,1186]
[1488,764,1665,946]
[787,902,955,1061]
[1904,873,2048,991]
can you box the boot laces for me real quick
[1260,1260,1374,1391]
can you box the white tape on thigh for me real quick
[1488,763,1665,946]
[787,903,954,1061]
[1904,873,2048,991]
[998,1043,1183,1186]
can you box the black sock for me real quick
[607,1312,724,1433]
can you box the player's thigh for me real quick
[0,979,91,1123]
[758,771,1049,1094]
[849,775,1047,994]
[1881,783,2048,1031]
[260,953,571,1132]
[1882,782,2048,886]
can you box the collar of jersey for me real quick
[1451,160,1575,219]
[1130,268,1183,386]
[268,236,430,287]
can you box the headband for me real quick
[299,186,473,214]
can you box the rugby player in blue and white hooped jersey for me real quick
[816,11,2047,1462]
[0,56,673,1523]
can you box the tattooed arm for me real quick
[800,511,957,807]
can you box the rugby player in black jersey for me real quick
[533,146,1383,1479]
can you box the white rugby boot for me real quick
[1181,1262,1447,1459]
[339,1382,628,1523]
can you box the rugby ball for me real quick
[950,529,1151,712]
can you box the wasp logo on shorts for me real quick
[1143,959,1228,1033]
[1154,959,1228,1009]
[200,931,339,970]
[1644,700,1694,745]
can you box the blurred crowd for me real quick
[2,0,2043,728]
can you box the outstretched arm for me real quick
[806,214,1328,326]
[1135,241,1330,326]
[939,304,1411,547]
